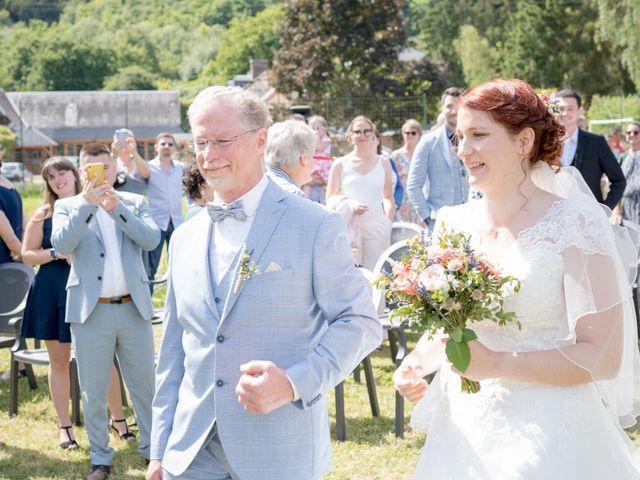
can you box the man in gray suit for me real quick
[407,87,470,232]
[146,87,382,480]
[52,143,160,480]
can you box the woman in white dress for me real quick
[394,78,640,479]
[326,115,395,269]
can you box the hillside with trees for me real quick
[0,0,637,111]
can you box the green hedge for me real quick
[587,95,640,134]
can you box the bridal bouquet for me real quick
[377,225,521,393]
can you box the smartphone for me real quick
[86,163,105,186]
[114,129,127,149]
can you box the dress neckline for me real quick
[466,199,567,256]
[346,155,381,177]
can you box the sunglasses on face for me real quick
[403,131,419,136]
[352,128,373,137]
[159,142,175,147]
[626,131,640,136]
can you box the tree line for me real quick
[0,0,638,118]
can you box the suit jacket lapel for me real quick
[201,216,219,319]
[87,213,104,248]
[220,180,287,323]
[573,130,586,169]
[438,127,457,172]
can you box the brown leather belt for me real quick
[98,294,132,304]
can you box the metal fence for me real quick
[271,94,430,132]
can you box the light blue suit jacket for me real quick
[51,191,160,323]
[151,180,382,479]
[407,125,469,223]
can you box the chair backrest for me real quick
[0,263,35,335]
[390,222,423,244]
[372,240,411,313]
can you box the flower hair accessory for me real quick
[541,94,560,114]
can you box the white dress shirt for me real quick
[561,127,579,167]
[95,207,129,297]
[210,175,268,285]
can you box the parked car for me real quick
[0,162,25,182]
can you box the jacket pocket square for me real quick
[264,261,282,273]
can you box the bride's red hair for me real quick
[460,79,565,168]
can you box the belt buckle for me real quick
[112,296,124,304]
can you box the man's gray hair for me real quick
[265,120,317,169]
[187,86,272,131]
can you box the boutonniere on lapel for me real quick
[126,204,139,215]
[234,248,261,294]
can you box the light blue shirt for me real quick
[146,158,184,231]
[561,127,579,167]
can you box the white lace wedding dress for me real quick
[411,197,640,479]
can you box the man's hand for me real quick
[82,177,109,207]
[145,459,163,480]
[393,356,428,404]
[99,186,120,212]
[125,136,138,155]
[235,360,294,414]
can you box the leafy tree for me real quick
[0,125,16,163]
[27,37,116,90]
[199,4,283,85]
[594,0,640,93]
[103,65,157,90]
[453,25,495,87]
[272,0,407,98]
[1,0,66,23]
[112,25,160,76]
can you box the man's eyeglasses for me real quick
[626,130,640,136]
[403,131,419,136]
[159,142,175,147]
[352,128,373,137]
[190,129,258,153]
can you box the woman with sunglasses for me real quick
[614,122,640,224]
[326,115,395,269]
[392,119,423,222]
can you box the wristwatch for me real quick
[49,248,57,260]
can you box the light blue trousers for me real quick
[70,302,155,465]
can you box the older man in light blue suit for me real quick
[52,143,160,480]
[407,87,470,232]
[146,87,382,480]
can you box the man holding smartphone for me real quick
[112,128,150,196]
[51,143,160,480]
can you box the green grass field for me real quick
[2,182,640,479]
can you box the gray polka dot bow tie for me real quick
[207,200,248,222]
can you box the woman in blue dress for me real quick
[20,157,136,450]
[0,159,23,263]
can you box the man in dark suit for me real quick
[555,89,625,210]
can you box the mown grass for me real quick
[0,341,427,480]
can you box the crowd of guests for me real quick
[1,83,640,479]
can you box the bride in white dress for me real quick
[394,79,640,479]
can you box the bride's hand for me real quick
[393,355,428,404]
[446,338,502,382]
